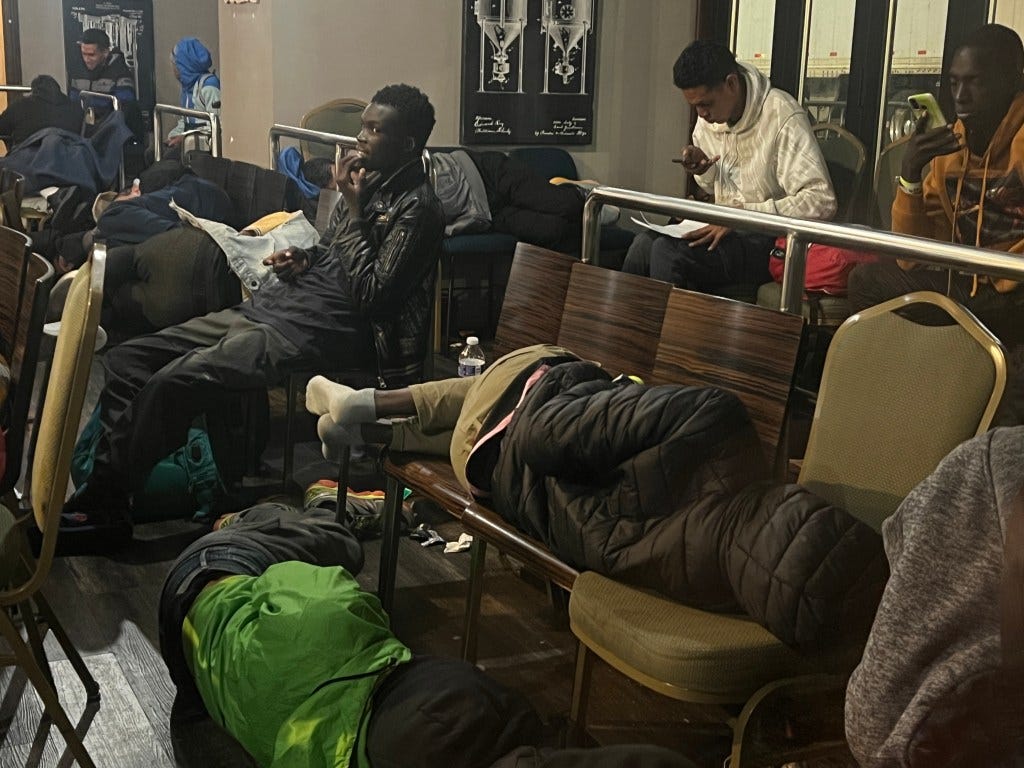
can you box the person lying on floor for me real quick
[307,344,889,653]
[159,501,697,768]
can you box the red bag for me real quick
[768,235,877,296]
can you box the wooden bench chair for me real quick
[379,250,670,607]
[378,249,805,660]
[456,287,805,660]
[378,244,586,608]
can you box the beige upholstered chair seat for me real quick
[569,571,857,702]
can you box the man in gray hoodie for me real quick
[845,426,1024,765]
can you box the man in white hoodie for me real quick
[623,40,836,293]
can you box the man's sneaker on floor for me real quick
[304,478,343,512]
[303,480,413,539]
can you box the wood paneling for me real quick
[650,289,804,468]
[556,265,671,379]
[0,225,28,357]
[492,244,576,360]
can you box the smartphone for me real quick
[908,93,948,130]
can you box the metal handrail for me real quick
[77,90,124,189]
[0,85,31,94]
[581,187,1024,315]
[77,89,120,113]
[153,103,222,160]
[269,124,435,183]
[268,124,355,170]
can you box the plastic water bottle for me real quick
[458,336,485,377]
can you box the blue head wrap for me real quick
[278,147,322,198]
[173,37,220,108]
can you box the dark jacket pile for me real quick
[469,150,584,253]
[491,362,889,652]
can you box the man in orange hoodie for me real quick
[849,24,1024,344]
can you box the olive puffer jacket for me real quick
[491,362,888,652]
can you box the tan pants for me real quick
[390,344,576,491]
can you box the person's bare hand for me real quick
[336,152,366,213]
[902,114,962,182]
[680,145,720,175]
[166,134,184,148]
[685,224,731,251]
[262,248,309,281]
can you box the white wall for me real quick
[217,0,695,198]
[19,0,66,84]
[154,0,220,108]
[217,0,275,164]
[17,0,694,197]
[18,0,219,105]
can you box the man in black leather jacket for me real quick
[64,84,444,544]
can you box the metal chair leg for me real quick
[19,599,54,691]
[377,474,405,613]
[444,251,456,351]
[33,593,100,702]
[282,373,299,487]
[0,612,97,768]
[334,446,351,524]
[568,641,594,747]
[461,537,487,663]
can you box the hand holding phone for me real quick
[677,145,720,175]
[908,93,948,131]
[902,94,962,182]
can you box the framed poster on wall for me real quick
[63,0,155,116]
[461,0,599,145]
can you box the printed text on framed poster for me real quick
[461,0,598,145]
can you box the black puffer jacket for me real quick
[491,362,888,652]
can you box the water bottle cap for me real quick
[466,336,479,346]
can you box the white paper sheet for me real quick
[630,213,707,239]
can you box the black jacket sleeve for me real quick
[310,190,440,319]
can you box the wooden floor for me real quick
[0,355,850,768]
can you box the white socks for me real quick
[317,414,363,461]
[305,376,378,424]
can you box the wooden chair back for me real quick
[0,226,30,359]
[492,244,576,359]
[2,254,55,494]
[650,289,804,468]
[0,168,24,233]
[557,264,671,379]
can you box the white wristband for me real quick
[898,176,923,195]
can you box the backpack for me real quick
[768,235,877,295]
[71,405,225,522]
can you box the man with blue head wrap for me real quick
[166,37,221,155]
